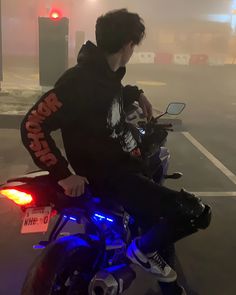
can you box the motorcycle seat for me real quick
[92,197,125,216]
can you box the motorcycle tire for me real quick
[21,235,101,295]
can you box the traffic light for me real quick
[49,9,62,20]
[38,14,69,87]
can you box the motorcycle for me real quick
[126,101,185,184]
[1,102,207,295]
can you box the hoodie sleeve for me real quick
[122,85,144,111]
[20,89,73,181]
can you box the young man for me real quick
[21,9,211,295]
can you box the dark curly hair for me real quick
[96,9,146,54]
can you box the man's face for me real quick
[120,42,135,66]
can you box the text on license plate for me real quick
[21,206,52,234]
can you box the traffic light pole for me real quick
[38,16,69,88]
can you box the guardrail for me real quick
[129,52,236,66]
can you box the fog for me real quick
[1,0,236,67]
[0,2,236,295]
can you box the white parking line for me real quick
[136,80,166,87]
[182,132,236,185]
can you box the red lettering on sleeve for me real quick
[41,140,49,149]
[28,111,45,124]
[45,93,63,112]
[25,92,63,169]
[37,102,52,117]
[35,148,51,158]
[27,133,45,152]
[40,153,58,167]
[25,121,42,134]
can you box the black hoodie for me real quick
[21,41,144,184]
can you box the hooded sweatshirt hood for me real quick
[77,41,126,81]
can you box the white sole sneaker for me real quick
[126,238,177,283]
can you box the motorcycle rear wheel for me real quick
[21,235,101,295]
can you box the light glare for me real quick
[0,189,33,205]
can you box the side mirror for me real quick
[166,103,186,115]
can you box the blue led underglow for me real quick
[92,197,101,203]
[69,217,77,221]
[106,264,127,272]
[94,213,105,219]
[88,234,100,241]
[59,236,89,247]
[93,213,114,223]
[33,244,46,249]
[63,215,77,222]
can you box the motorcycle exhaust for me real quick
[88,264,136,295]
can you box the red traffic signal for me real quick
[49,9,62,20]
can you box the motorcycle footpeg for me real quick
[164,172,183,179]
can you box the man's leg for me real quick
[105,171,209,239]
[104,171,210,294]
[104,172,181,280]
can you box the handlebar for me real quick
[138,120,173,132]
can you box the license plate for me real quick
[21,206,52,234]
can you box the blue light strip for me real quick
[106,218,114,222]
[94,213,114,223]
[33,244,46,249]
[64,213,114,223]
[94,213,105,220]
[106,264,127,272]
[63,215,77,222]
[69,217,77,221]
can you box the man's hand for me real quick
[138,93,153,121]
[58,175,89,197]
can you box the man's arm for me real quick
[20,90,72,181]
[122,85,153,120]
[21,76,89,197]
[122,85,144,111]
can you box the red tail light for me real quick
[0,189,33,206]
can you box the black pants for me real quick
[94,171,202,295]
[99,171,198,260]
